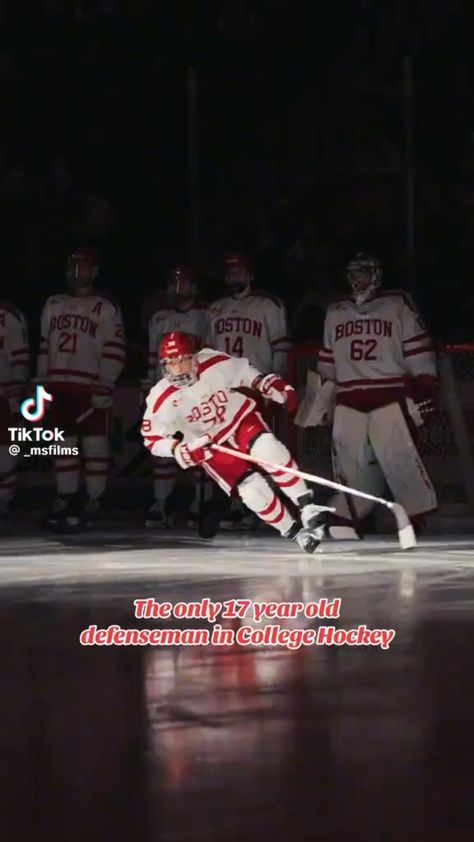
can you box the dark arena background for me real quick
[0,2,473,840]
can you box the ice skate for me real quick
[298,492,361,540]
[81,496,103,527]
[145,501,169,529]
[300,501,335,532]
[293,526,324,554]
[43,495,81,532]
[284,522,324,554]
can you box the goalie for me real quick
[297,253,438,536]
[141,331,331,553]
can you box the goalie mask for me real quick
[167,265,197,308]
[159,331,198,387]
[346,253,382,306]
[66,247,98,289]
[224,252,253,296]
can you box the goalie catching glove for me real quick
[254,374,297,414]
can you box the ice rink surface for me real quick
[1,527,474,591]
[1,526,473,840]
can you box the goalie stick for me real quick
[210,443,417,550]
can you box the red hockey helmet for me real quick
[159,331,199,387]
[67,247,99,289]
[224,251,253,295]
[166,265,197,307]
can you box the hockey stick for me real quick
[76,407,95,424]
[210,443,417,550]
[76,399,114,425]
[30,378,100,425]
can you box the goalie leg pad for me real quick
[368,403,437,516]
[237,471,296,535]
[328,405,384,521]
[249,432,309,504]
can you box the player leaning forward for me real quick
[141,332,330,552]
[316,253,437,532]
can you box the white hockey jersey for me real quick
[208,290,290,376]
[37,291,125,388]
[0,302,29,395]
[318,290,437,408]
[148,302,209,381]
[141,348,263,457]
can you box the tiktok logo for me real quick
[20,385,54,422]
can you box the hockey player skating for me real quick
[0,302,29,527]
[315,252,438,535]
[141,331,330,553]
[37,248,125,530]
[144,265,210,527]
[208,252,291,529]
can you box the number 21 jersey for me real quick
[318,290,436,408]
[37,292,125,388]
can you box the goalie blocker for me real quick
[141,332,333,553]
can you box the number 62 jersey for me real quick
[317,290,437,409]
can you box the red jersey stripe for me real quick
[198,354,230,375]
[338,376,404,387]
[402,333,428,345]
[403,346,434,358]
[152,384,178,414]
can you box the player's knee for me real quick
[237,472,273,513]
[82,435,109,458]
[249,432,290,463]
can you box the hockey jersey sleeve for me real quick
[97,301,126,386]
[401,297,437,394]
[141,383,181,457]
[216,353,264,390]
[268,299,291,377]
[4,307,29,390]
[317,309,336,381]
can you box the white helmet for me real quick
[346,253,382,306]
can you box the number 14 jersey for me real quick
[318,290,436,409]
[208,290,290,377]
